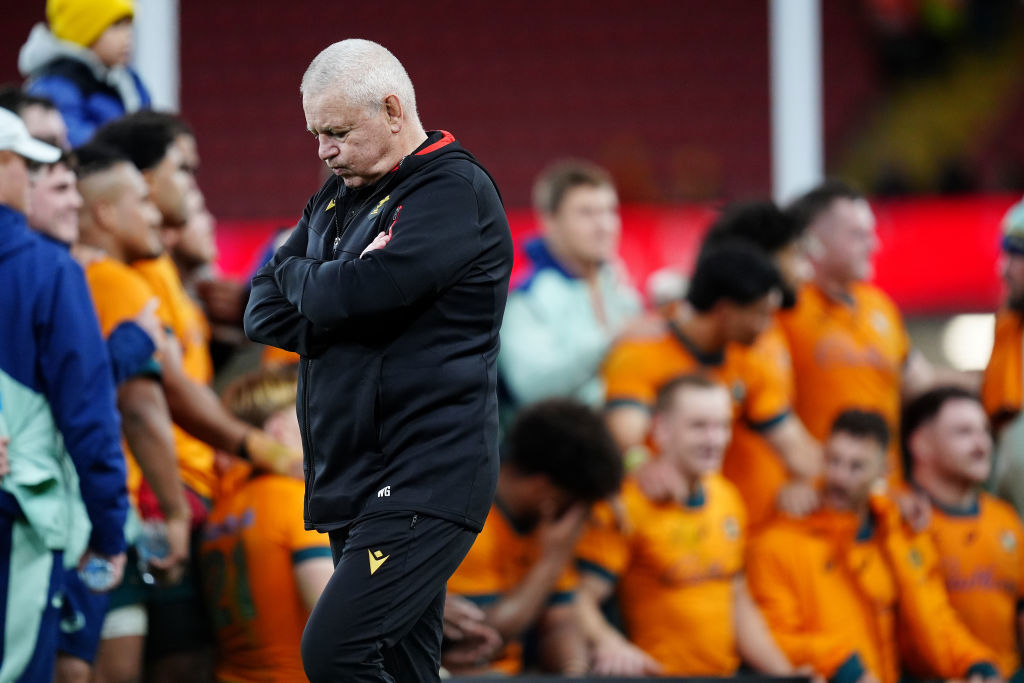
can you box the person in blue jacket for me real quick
[18,0,150,148]
[0,106,128,681]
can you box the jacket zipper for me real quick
[302,358,315,514]
[331,159,405,258]
[374,375,383,450]
[310,161,406,515]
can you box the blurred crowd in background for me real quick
[5,0,1024,681]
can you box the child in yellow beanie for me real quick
[17,0,151,147]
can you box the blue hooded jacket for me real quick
[0,204,127,556]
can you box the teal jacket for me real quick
[499,237,641,409]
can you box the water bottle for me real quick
[78,555,117,592]
[136,519,171,586]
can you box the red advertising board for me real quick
[213,194,1019,315]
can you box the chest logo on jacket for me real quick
[369,195,391,216]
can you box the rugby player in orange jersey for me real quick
[779,180,973,484]
[200,367,333,683]
[92,112,300,490]
[747,409,1001,683]
[902,387,1024,678]
[74,143,192,683]
[604,242,804,459]
[576,375,794,677]
[604,240,820,531]
[91,111,300,681]
[447,399,623,675]
[697,201,820,529]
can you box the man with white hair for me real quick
[244,39,513,682]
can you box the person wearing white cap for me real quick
[0,106,61,212]
[0,105,129,681]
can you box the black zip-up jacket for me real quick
[244,131,513,532]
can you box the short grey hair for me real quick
[300,39,419,121]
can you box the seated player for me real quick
[903,387,1024,679]
[200,366,333,682]
[446,398,623,675]
[575,375,794,677]
[747,410,1001,683]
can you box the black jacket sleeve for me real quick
[271,173,482,329]
[243,218,333,356]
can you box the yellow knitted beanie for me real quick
[47,0,134,48]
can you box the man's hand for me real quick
[590,636,663,676]
[634,457,687,503]
[242,430,303,477]
[777,480,820,517]
[442,594,503,669]
[360,231,392,258]
[537,503,589,556]
[896,488,931,532]
[78,551,126,593]
[793,664,827,683]
[156,328,184,372]
[146,513,190,586]
[0,437,9,483]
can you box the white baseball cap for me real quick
[0,107,61,163]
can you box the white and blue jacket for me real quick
[498,237,641,409]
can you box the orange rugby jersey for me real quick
[918,493,1024,676]
[134,253,212,383]
[84,256,173,497]
[199,469,331,683]
[748,499,999,683]
[447,503,576,675]
[134,253,217,498]
[722,319,795,531]
[603,321,790,434]
[261,345,300,368]
[982,310,1024,429]
[779,283,909,478]
[748,509,900,682]
[575,475,747,675]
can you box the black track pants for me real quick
[301,510,477,682]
